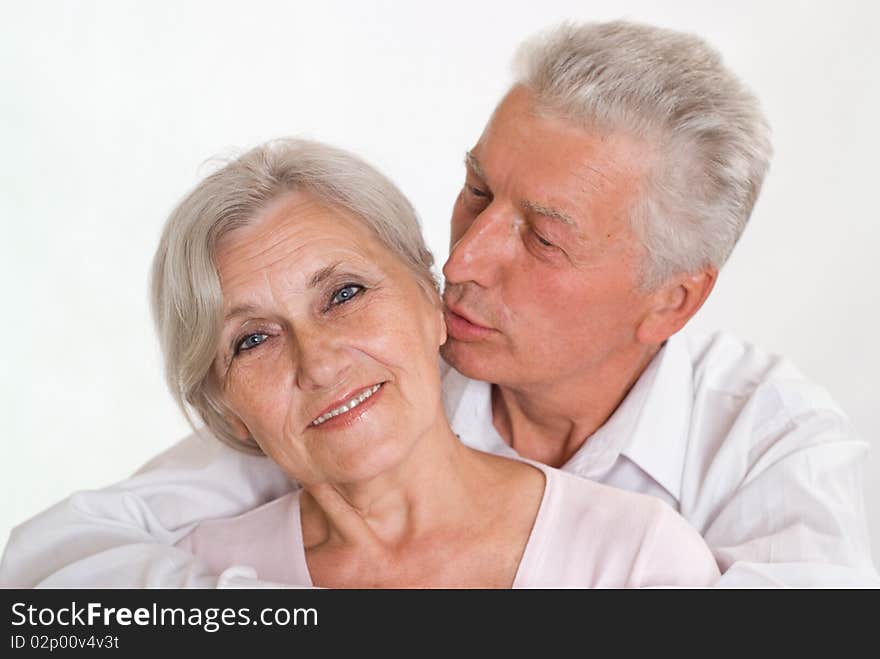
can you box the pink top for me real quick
[178,462,720,588]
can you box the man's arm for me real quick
[0,431,293,587]
[688,400,879,587]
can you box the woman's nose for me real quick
[443,208,511,289]
[293,330,351,392]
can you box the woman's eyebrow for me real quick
[223,262,348,323]
[308,261,344,288]
[224,303,259,322]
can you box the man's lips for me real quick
[443,304,496,341]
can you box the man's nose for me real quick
[443,207,511,288]
[293,328,351,393]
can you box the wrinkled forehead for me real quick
[475,87,649,232]
[213,191,440,308]
[484,87,648,172]
[216,190,363,250]
[215,193,387,288]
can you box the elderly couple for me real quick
[2,20,876,588]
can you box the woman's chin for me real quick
[311,425,420,486]
[275,384,439,487]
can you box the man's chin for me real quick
[440,338,498,382]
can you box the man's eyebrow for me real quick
[464,151,575,227]
[523,200,576,227]
[464,151,487,180]
[465,149,582,237]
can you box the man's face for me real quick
[441,86,656,390]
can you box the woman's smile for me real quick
[308,382,385,430]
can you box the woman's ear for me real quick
[224,412,252,442]
[222,411,264,453]
[208,372,262,453]
[437,302,448,347]
[419,276,447,347]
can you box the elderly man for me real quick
[2,20,875,587]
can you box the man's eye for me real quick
[330,283,364,306]
[235,333,268,354]
[532,230,555,248]
[466,184,489,198]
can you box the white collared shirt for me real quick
[1,331,876,587]
[444,330,878,585]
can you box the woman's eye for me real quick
[235,333,268,354]
[330,283,364,306]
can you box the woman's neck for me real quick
[300,417,484,551]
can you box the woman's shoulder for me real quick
[517,463,719,587]
[529,461,669,519]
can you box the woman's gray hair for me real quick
[514,20,773,287]
[151,138,435,453]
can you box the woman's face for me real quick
[213,192,446,486]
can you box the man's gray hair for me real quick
[151,138,435,453]
[514,20,772,287]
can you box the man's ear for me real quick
[636,267,717,345]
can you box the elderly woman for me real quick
[156,139,719,588]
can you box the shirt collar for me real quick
[442,333,694,502]
[443,360,516,458]
[614,333,694,502]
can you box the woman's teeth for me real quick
[310,383,382,427]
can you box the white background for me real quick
[2,1,878,569]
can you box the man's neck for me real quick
[491,345,659,468]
